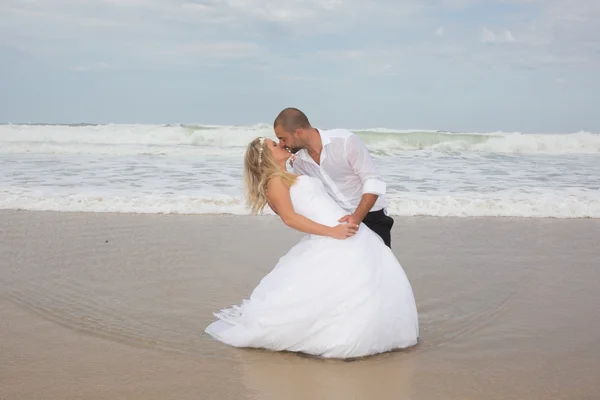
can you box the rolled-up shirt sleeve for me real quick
[345,134,387,195]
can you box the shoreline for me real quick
[2,208,598,219]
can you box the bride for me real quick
[204,137,419,359]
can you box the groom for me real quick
[273,107,395,248]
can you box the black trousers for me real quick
[362,209,394,248]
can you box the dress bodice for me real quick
[289,175,348,227]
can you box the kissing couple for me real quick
[205,107,419,359]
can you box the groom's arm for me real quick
[344,133,387,222]
[353,194,379,222]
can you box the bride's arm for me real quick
[267,177,355,239]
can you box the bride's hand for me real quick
[329,223,359,239]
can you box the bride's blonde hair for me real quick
[244,137,297,214]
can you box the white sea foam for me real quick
[0,189,249,215]
[2,189,599,218]
[1,124,599,155]
[1,123,599,218]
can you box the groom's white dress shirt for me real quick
[291,128,388,214]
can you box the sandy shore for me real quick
[1,210,600,399]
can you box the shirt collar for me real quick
[297,128,330,161]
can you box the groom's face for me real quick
[274,126,303,154]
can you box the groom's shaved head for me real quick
[273,107,311,133]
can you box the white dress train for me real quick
[205,175,419,359]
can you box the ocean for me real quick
[1,123,599,218]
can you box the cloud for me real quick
[217,0,343,23]
[276,75,321,82]
[312,50,366,60]
[1,0,599,74]
[69,62,112,72]
[147,41,262,60]
[1,0,598,131]
[481,28,516,43]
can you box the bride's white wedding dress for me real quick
[205,175,419,359]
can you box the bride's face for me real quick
[265,138,291,163]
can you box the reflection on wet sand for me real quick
[237,348,416,400]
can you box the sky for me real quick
[1,0,599,132]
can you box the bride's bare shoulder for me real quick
[266,175,297,211]
[265,177,283,214]
[265,172,303,217]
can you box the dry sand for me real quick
[1,210,600,399]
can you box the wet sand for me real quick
[1,210,600,399]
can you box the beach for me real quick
[2,210,599,399]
